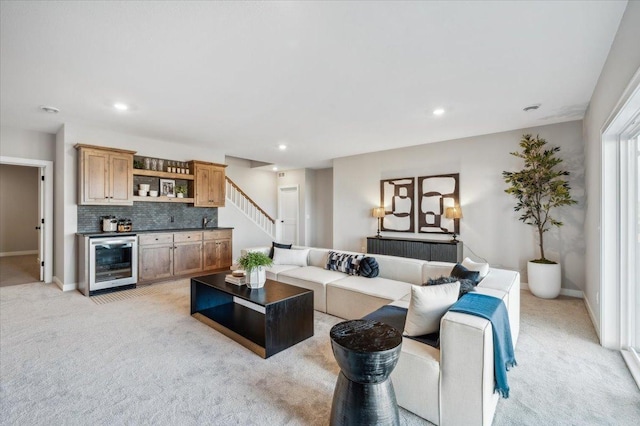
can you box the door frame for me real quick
[278,185,299,245]
[0,156,53,283]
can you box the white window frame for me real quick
[601,69,640,387]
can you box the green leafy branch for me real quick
[502,134,577,262]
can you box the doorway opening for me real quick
[0,156,53,285]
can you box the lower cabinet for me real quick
[138,233,174,282]
[203,230,232,271]
[138,229,232,283]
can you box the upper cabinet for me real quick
[76,144,136,206]
[191,161,227,207]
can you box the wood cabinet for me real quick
[138,233,174,282]
[173,232,203,275]
[191,161,227,207]
[138,229,232,283]
[203,230,232,271]
[76,144,135,205]
[366,236,463,263]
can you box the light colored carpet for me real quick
[1,280,638,425]
[0,254,39,287]
[90,282,176,305]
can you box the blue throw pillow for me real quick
[451,263,481,284]
[359,257,379,278]
[269,242,292,259]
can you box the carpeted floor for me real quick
[0,280,638,425]
[0,254,39,287]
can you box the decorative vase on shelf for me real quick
[246,266,266,289]
[177,193,184,198]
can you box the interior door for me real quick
[37,167,44,281]
[278,186,299,245]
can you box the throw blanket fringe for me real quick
[450,293,517,398]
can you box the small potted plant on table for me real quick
[237,251,273,289]
[502,134,577,299]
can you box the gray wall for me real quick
[311,168,333,249]
[333,120,585,292]
[583,1,640,337]
[0,164,39,253]
[0,127,56,161]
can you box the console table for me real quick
[367,236,462,263]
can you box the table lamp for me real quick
[445,206,463,242]
[372,207,385,238]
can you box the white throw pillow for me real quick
[272,247,309,266]
[404,282,460,336]
[461,257,490,278]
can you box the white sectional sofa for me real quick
[240,245,520,426]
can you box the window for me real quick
[601,77,640,387]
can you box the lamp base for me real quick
[451,233,458,242]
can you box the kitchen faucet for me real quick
[202,217,210,228]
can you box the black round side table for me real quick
[329,319,403,426]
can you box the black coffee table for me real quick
[191,273,314,358]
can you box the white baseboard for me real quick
[584,295,601,341]
[53,276,77,292]
[621,350,640,391]
[520,282,584,298]
[0,250,38,257]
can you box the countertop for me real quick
[76,227,233,238]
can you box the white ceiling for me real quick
[0,1,627,169]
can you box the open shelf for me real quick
[133,169,194,180]
[133,196,194,203]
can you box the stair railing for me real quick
[225,177,276,238]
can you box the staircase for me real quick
[225,177,276,238]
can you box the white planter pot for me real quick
[527,261,561,299]
[246,266,266,289]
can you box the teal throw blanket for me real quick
[449,293,517,398]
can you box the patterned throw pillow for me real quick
[450,263,481,284]
[326,251,364,275]
[359,257,380,278]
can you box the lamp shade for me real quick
[445,206,463,219]
[372,207,385,218]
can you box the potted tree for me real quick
[502,134,577,299]
[237,251,273,289]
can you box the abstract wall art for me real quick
[417,173,459,234]
[380,177,415,232]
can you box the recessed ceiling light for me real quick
[278,144,287,151]
[272,166,278,171]
[523,104,541,112]
[113,103,129,111]
[433,108,445,116]
[39,105,60,114]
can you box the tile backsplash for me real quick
[77,203,218,233]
